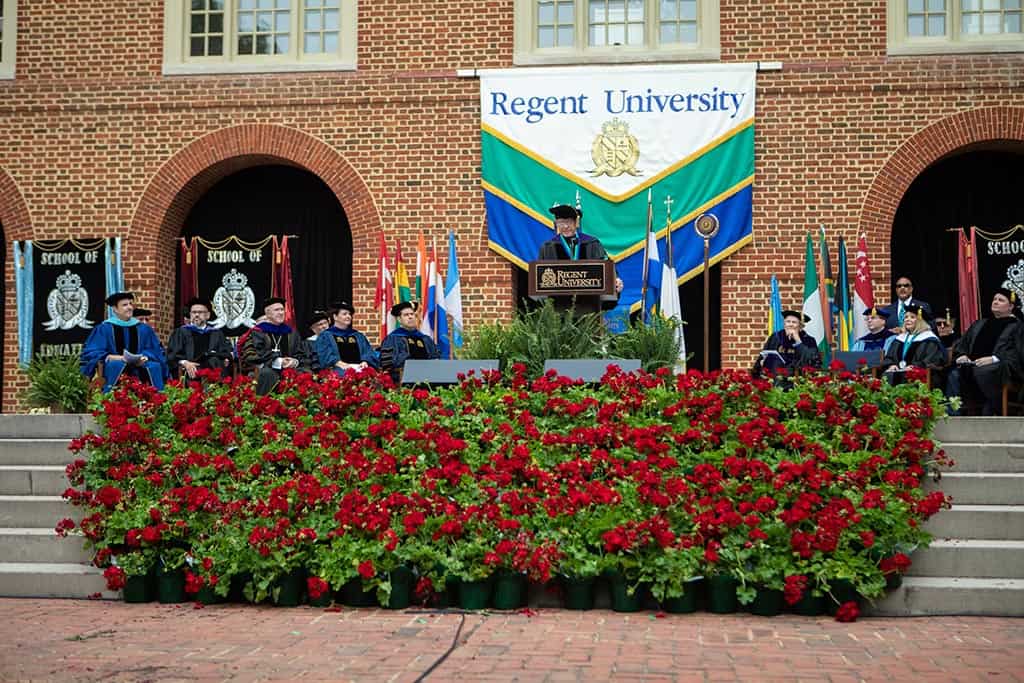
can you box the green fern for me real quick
[610,316,688,373]
[25,355,94,413]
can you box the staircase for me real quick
[0,415,115,598]
[868,417,1024,616]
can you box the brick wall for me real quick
[1,1,1023,410]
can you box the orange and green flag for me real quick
[393,241,412,305]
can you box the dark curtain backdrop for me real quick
[891,149,1024,324]
[178,165,353,334]
[514,263,721,370]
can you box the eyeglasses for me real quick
[896,283,912,288]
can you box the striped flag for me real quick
[802,233,826,356]
[415,232,427,304]
[393,241,412,305]
[428,238,451,359]
[444,230,463,350]
[418,246,435,338]
[835,237,853,352]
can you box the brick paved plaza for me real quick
[0,599,1021,682]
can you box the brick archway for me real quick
[128,124,380,336]
[857,106,1024,291]
[1,167,34,411]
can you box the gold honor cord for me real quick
[188,235,277,251]
[30,238,108,252]
[947,225,1024,241]
[974,224,1024,241]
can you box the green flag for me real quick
[802,233,826,357]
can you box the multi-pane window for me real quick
[165,0,356,74]
[537,1,576,48]
[890,0,1023,52]
[660,0,699,45]
[302,0,341,55]
[517,0,718,63]
[907,0,947,36]
[961,0,1022,34]
[189,0,225,57]
[588,0,646,47]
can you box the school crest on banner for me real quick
[189,236,276,339]
[479,63,757,313]
[26,238,111,359]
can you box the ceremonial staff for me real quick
[694,212,720,373]
[639,189,653,324]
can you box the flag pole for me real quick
[432,235,439,346]
[639,189,653,325]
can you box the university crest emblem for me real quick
[540,267,557,288]
[211,268,257,329]
[590,118,642,178]
[1004,259,1024,303]
[43,270,94,331]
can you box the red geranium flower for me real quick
[835,600,859,622]
[358,560,375,579]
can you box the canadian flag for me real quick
[852,234,875,342]
[374,232,394,344]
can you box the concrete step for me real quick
[0,466,69,496]
[941,443,1024,473]
[866,576,1024,616]
[0,439,77,466]
[924,505,1024,540]
[0,528,93,564]
[926,472,1024,505]
[0,562,116,599]
[907,539,1024,579]
[0,496,78,528]
[934,417,1024,444]
[0,415,97,439]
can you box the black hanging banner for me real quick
[195,236,276,339]
[32,238,109,359]
[974,225,1024,304]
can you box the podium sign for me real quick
[528,260,615,297]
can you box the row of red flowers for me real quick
[60,364,949,620]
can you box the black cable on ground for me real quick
[412,611,490,682]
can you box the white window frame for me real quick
[888,0,1024,55]
[0,0,18,80]
[513,0,720,65]
[163,0,358,76]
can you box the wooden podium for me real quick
[528,260,616,315]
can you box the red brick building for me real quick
[2,1,1022,411]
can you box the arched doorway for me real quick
[891,144,1024,322]
[177,165,353,335]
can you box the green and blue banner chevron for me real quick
[479,63,756,313]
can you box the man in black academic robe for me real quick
[753,310,822,377]
[537,203,623,315]
[166,297,234,380]
[240,297,312,395]
[379,301,440,383]
[949,289,1022,415]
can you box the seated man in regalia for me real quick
[240,296,311,395]
[80,292,168,392]
[379,301,440,383]
[166,297,234,380]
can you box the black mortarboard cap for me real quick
[549,203,582,220]
[185,297,213,313]
[262,296,286,310]
[105,291,134,306]
[781,309,811,323]
[331,300,355,315]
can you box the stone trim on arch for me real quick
[858,106,1024,244]
[127,124,380,335]
[0,165,33,240]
